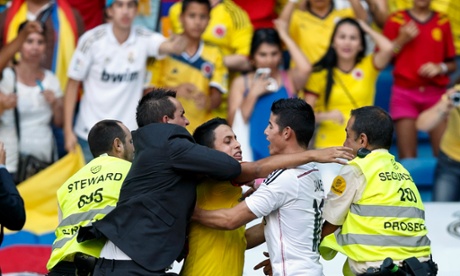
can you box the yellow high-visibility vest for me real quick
[47,155,131,270]
[320,151,431,262]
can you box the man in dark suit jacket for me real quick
[0,141,26,245]
[80,89,354,275]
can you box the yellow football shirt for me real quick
[289,7,355,65]
[440,106,460,161]
[149,42,228,132]
[306,55,379,148]
[180,179,246,276]
[169,0,253,57]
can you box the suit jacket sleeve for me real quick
[168,132,241,181]
[0,168,26,230]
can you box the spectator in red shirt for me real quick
[383,0,456,159]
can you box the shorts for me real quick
[389,85,445,121]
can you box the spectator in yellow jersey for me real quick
[168,0,253,121]
[280,0,368,67]
[305,18,393,193]
[149,0,227,132]
[169,0,252,72]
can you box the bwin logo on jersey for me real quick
[101,70,139,82]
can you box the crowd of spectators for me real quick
[0,0,460,193]
[0,0,459,274]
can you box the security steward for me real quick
[320,106,437,276]
[46,120,134,276]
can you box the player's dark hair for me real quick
[193,118,228,149]
[136,88,177,127]
[271,98,315,149]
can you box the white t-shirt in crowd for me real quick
[68,23,166,139]
[245,164,324,276]
[0,67,62,172]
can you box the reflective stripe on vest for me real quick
[350,204,425,219]
[336,233,431,247]
[59,205,115,228]
[52,205,115,250]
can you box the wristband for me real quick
[288,0,299,3]
[439,63,448,74]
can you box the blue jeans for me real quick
[432,150,460,201]
[77,136,93,164]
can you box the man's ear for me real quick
[113,137,123,154]
[162,115,169,123]
[359,133,369,148]
[283,127,292,140]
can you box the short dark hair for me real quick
[88,120,127,157]
[136,88,177,127]
[350,106,394,149]
[193,118,228,148]
[270,98,315,149]
[181,0,211,14]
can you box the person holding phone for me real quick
[228,19,312,161]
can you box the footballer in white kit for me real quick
[245,165,324,276]
[68,23,166,138]
[63,0,185,162]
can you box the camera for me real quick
[450,91,460,107]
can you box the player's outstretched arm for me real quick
[235,146,353,183]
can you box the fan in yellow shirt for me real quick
[307,55,379,148]
[168,0,253,72]
[183,118,248,276]
[168,0,253,120]
[279,0,368,66]
[305,18,393,149]
[149,0,228,132]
